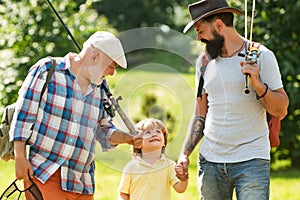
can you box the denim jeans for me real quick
[198,155,270,200]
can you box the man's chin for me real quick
[91,77,105,86]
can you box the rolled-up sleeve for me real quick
[95,118,118,151]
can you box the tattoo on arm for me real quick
[184,116,205,155]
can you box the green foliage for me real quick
[0,0,115,110]
[133,93,177,142]
[257,0,300,167]
[234,0,300,167]
[91,0,192,32]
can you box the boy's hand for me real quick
[175,162,189,181]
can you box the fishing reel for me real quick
[246,43,261,64]
[239,42,261,64]
[103,96,123,118]
[238,42,261,94]
[103,98,115,117]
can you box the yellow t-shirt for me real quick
[118,154,180,200]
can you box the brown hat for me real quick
[183,0,243,33]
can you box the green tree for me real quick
[91,0,192,31]
[0,0,115,109]
[133,93,177,142]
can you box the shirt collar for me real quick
[63,53,76,80]
[134,153,166,167]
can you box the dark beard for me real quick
[201,30,224,59]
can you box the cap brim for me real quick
[115,56,127,69]
[183,7,243,33]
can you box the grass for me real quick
[1,155,300,199]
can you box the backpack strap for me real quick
[197,69,205,98]
[40,59,56,102]
[197,54,209,99]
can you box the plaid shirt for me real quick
[10,54,117,194]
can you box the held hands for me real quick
[176,154,189,181]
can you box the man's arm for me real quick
[241,60,289,120]
[181,94,208,157]
[253,84,288,120]
[110,130,143,148]
[14,141,33,181]
[177,94,208,179]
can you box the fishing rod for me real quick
[45,0,137,135]
[240,0,261,94]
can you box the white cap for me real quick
[84,31,127,68]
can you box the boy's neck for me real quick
[141,150,162,165]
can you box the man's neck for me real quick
[69,53,90,94]
[221,30,245,58]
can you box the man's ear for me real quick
[89,50,100,62]
[213,19,223,32]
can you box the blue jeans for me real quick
[198,155,270,200]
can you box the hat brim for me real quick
[183,7,243,33]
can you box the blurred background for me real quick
[0,0,299,199]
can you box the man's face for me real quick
[194,21,225,59]
[87,51,118,86]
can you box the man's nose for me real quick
[108,68,115,76]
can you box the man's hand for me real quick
[110,130,142,147]
[132,130,143,149]
[14,141,33,181]
[240,61,261,89]
[15,156,33,181]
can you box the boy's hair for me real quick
[133,118,168,154]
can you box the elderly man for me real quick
[10,31,142,199]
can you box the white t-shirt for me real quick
[196,42,283,162]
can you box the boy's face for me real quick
[141,128,165,153]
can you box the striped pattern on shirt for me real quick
[10,55,117,194]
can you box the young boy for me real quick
[118,118,188,200]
